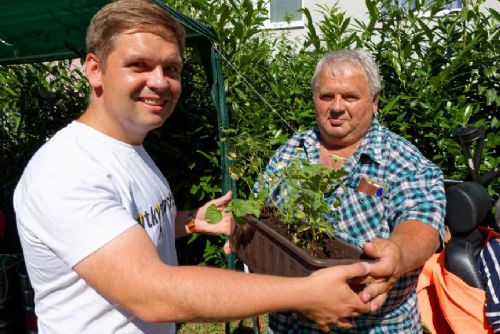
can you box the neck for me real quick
[78,106,145,145]
[319,138,360,159]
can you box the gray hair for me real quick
[311,49,381,98]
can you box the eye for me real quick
[164,65,179,74]
[319,94,333,101]
[128,61,147,70]
[343,95,358,103]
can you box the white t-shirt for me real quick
[14,121,177,334]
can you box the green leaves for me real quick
[1,61,88,190]
[229,198,262,219]
[205,196,263,225]
[205,204,223,224]
[3,0,498,268]
[272,159,347,244]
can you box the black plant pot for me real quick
[230,216,363,277]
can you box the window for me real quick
[445,0,462,10]
[264,0,303,29]
[396,0,462,11]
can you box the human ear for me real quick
[85,53,103,89]
[372,94,379,114]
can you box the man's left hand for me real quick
[359,238,404,312]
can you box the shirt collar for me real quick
[356,117,384,165]
[310,117,384,166]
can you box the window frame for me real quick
[262,0,304,30]
[396,0,463,16]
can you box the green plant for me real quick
[357,0,499,188]
[266,158,347,247]
[205,191,266,225]
[2,0,498,262]
[0,61,88,195]
[208,157,346,249]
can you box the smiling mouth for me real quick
[140,98,166,107]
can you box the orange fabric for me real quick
[417,253,493,334]
[417,254,453,334]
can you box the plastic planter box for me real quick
[230,216,363,277]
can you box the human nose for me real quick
[148,66,169,90]
[330,96,345,112]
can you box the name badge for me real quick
[356,176,386,198]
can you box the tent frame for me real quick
[0,1,241,332]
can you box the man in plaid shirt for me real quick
[255,49,446,333]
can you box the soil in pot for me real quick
[231,207,363,277]
[258,206,361,260]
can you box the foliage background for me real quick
[1,0,498,264]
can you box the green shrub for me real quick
[1,0,498,261]
[0,61,87,192]
[181,0,500,197]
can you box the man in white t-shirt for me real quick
[13,1,376,333]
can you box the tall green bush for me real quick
[171,0,499,196]
[363,0,499,182]
[1,0,498,260]
[0,61,88,251]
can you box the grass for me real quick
[176,315,268,334]
[176,316,431,333]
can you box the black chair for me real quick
[443,181,491,288]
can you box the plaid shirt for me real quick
[478,238,500,333]
[255,118,446,334]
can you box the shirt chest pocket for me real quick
[338,179,389,239]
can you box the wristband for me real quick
[185,216,198,233]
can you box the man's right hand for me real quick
[299,262,372,332]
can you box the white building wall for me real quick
[268,0,499,44]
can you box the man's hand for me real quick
[300,262,373,332]
[359,239,403,311]
[186,191,234,254]
[192,191,234,236]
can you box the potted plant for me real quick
[207,158,364,277]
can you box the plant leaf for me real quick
[229,198,261,218]
[205,204,223,225]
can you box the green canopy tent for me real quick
[0,0,234,195]
[0,0,241,319]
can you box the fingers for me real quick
[336,318,354,329]
[219,212,235,235]
[368,293,387,312]
[362,241,378,258]
[360,289,387,312]
[209,191,232,208]
[318,323,330,333]
[362,239,402,280]
[360,281,391,304]
[223,240,232,255]
[363,238,399,261]
[341,261,372,280]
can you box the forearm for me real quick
[76,226,307,323]
[76,225,372,328]
[142,265,308,322]
[390,220,440,274]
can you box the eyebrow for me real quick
[123,53,182,66]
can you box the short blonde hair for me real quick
[86,0,185,67]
